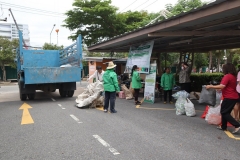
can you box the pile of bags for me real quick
[121,84,133,100]
[172,90,196,117]
[76,81,104,108]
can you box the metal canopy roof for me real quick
[88,0,240,53]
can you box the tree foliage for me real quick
[42,43,64,50]
[0,37,18,81]
[166,0,204,16]
[63,0,151,46]
[194,53,208,71]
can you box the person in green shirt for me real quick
[131,65,142,105]
[161,67,175,104]
[103,61,120,113]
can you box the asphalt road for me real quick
[1,82,240,160]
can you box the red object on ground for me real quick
[201,106,209,119]
[119,91,126,99]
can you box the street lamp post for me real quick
[55,29,59,45]
[50,24,56,44]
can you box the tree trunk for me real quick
[0,64,6,81]
[217,58,220,72]
[227,52,233,63]
[208,51,212,73]
[3,68,6,81]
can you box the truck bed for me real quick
[24,67,81,84]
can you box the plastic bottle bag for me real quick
[184,98,196,117]
[205,104,221,125]
[199,86,216,106]
[172,91,189,115]
[175,97,186,115]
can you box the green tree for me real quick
[63,0,150,46]
[166,0,204,16]
[0,37,18,81]
[194,53,208,71]
[42,43,63,50]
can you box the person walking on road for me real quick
[131,65,142,105]
[87,66,105,82]
[161,67,175,104]
[206,63,240,134]
[179,62,192,93]
[102,61,119,113]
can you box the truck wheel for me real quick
[28,94,35,100]
[59,89,67,97]
[20,93,27,101]
[67,90,74,97]
[19,84,27,101]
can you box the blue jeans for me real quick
[104,91,116,112]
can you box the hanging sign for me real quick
[144,63,157,104]
[125,41,154,74]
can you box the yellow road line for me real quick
[138,107,175,110]
[224,131,240,140]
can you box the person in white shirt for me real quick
[87,66,105,82]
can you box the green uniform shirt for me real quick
[161,73,175,90]
[131,71,142,89]
[103,69,120,92]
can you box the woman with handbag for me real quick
[206,63,240,133]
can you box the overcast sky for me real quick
[0,0,181,47]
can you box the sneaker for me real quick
[103,109,108,113]
[232,127,240,134]
[110,110,117,113]
[169,101,174,104]
[164,101,167,104]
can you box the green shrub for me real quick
[175,73,224,92]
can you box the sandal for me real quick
[232,127,240,134]
[217,126,227,131]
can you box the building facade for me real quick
[0,22,30,46]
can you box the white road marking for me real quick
[93,135,120,155]
[58,104,65,109]
[51,98,56,101]
[70,114,82,123]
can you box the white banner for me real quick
[125,41,154,74]
[144,63,157,104]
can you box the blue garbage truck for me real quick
[16,31,82,100]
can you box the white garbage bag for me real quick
[172,91,189,115]
[205,104,221,125]
[76,81,104,108]
[175,97,186,115]
[184,98,196,117]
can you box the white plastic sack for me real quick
[175,97,186,115]
[172,90,189,99]
[76,81,104,108]
[60,64,72,67]
[205,104,221,125]
[185,98,196,117]
[173,91,189,115]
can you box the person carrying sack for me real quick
[206,63,240,134]
[87,66,105,82]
